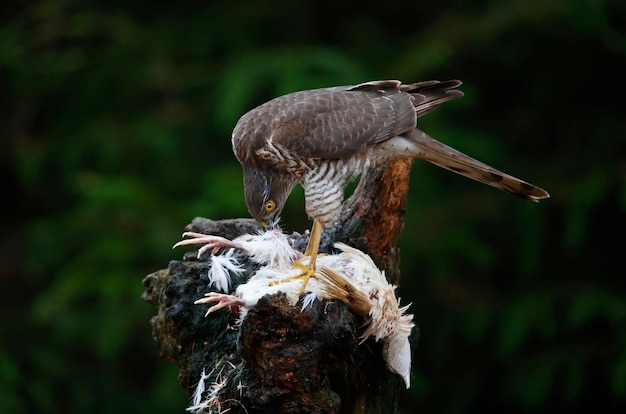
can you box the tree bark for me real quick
[142,160,414,413]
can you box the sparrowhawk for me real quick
[232,80,549,288]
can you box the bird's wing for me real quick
[260,82,419,159]
[231,80,463,163]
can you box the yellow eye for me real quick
[265,200,275,212]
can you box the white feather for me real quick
[208,250,243,292]
[188,368,211,411]
[232,229,298,268]
[300,292,321,311]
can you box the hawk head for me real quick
[242,166,296,228]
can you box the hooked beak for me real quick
[260,217,280,230]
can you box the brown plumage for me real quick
[230,80,549,288]
[232,79,548,229]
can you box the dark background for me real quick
[2,0,625,413]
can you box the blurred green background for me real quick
[2,0,625,413]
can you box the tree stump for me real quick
[142,159,414,413]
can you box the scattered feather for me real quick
[300,291,320,311]
[208,251,243,292]
[189,368,212,409]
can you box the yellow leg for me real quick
[304,221,323,264]
[298,220,323,292]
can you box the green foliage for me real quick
[1,0,625,413]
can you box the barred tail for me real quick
[408,129,550,201]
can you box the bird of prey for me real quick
[225,80,549,289]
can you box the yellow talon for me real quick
[268,259,316,292]
[294,260,316,293]
[268,220,324,293]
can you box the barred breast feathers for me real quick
[303,157,368,227]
